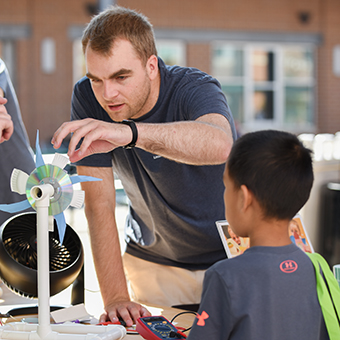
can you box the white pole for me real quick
[31,184,55,339]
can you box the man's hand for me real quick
[100,300,151,327]
[51,118,133,162]
[0,95,13,143]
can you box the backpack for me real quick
[307,252,340,340]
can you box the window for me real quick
[212,43,316,133]
[72,38,86,84]
[156,40,186,66]
[212,46,244,123]
[283,48,314,125]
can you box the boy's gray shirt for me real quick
[188,244,329,340]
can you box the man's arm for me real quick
[52,113,233,165]
[0,87,13,143]
[77,165,150,326]
[137,113,233,165]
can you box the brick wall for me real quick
[0,0,339,146]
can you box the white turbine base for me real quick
[0,323,126,340]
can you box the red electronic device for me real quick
[136,315,187,340]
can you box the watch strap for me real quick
[121,120,138,149]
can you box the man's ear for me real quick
[146,55,158,80]
[240,184,253,212]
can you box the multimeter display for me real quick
[136,315,186,340]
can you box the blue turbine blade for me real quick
[70,175,102,185]
[54,212,66,245]
[35,130,45,168]
[0,199,32,213]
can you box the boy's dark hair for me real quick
[82,6,157,65]
[227,130,314,220]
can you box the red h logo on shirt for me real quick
[196,311,209,326]
[280,260,298,273]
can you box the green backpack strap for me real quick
[307,252,340,340]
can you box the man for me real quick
[0,58,35,225]
[52,6,236,326]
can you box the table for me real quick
[1,304,196,339]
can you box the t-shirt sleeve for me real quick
[182,77,237,141]
[70,78,113,168]
[187,267,233,340]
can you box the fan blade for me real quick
[35,130,45,168]
[54,212,66,245]
[0,199,31,213]
[70,190,84,209]
[10,168,29,194]
[70,175,102,185]
[51,153,69,169]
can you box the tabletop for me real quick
[1,304,196,339]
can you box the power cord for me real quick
[170,311,197,333]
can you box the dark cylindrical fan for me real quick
[0,212,84,300]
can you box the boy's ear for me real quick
[240,184,253,212]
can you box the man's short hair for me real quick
[227,130,314,220]
[82,6,157,65]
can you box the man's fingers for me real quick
[68,121,100,155]
[140,306,151,317]
[99,311,110,323]
[129,305,151,325]
[103,302,151,327]
[115,306,133,327]
[52,119,92,149]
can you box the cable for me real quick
[170,311,197,333]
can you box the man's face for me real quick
[85,39,156,121]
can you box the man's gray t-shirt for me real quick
[71,58,236,269]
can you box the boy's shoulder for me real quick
[209,244,310,283]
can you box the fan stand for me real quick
[0,184,126,340]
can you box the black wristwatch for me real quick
[121,120,138,149]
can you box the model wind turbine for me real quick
[0,131,126,340]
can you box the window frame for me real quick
[211,41,317,134]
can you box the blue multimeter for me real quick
[136,315,186,339]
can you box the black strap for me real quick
[121,120,138,149]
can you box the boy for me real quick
[188,130,329,340]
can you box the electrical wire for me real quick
[170,311,197,333]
